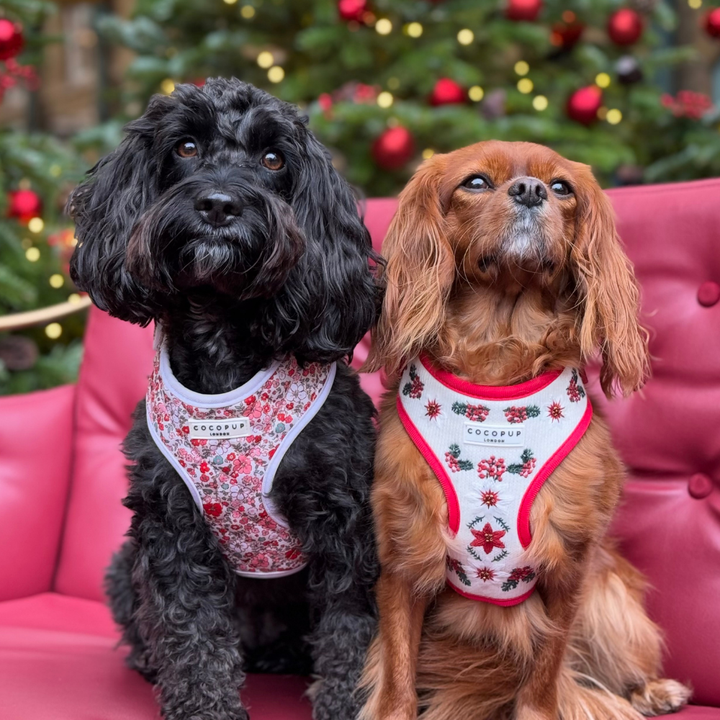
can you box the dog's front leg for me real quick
[129,490,247,720]
[513,565,587,720]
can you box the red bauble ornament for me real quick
[505,0,543,22]
[566,86,603,125]
[607,9,643,46]
[550,12,584,50]
[7,189,42,223]
[0,19,23,61]
[372,127,415,170]
[704,8,720,39]
[338,0,367,23]
[430,78,466,106]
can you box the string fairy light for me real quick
[28,217,44,233]
[377,91,393,108]
[406,22,423,37]
[533,95,548,111]
[517,78,533,94]
[468,85,484,101]
[514,61,529,76]
[241,5,256,17]
[375,18,392,35]
[595,73,611,88]
[25,247,40,262]
[457,28,474,45]
[257,51,274,68]
[267,66,284,82]
[606,108,622,124]
[45,323,62,339]
[49,274,64,289]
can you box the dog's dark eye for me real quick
[176,140,198,158]
[462,175,492,191]
[550,180,572,196]
[262,151,284,171]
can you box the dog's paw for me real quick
[630,679,691,716]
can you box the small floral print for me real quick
[503,405,540,424]
[480,489,500,508]
[147,353,328,575]
[547,401,564,421]
[452,401,490,422]
[478,456,506,482]
[445,444,474,472]
[501,566,536,592]
[476,567,495,582]
[567,369,586,403]
[469,522,506,554]
[425,399,442,419]
[402,364,424,399]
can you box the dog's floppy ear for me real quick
[571,165,649,397]
[67,97,169,325]
[279,128,379,362]
[366,155,455,376]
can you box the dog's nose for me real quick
[194,192,243,227]
[508,177,547,208]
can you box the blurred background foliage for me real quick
[1,0,720,392]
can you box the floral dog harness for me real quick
[397,356,592,605]
[146,341,336,578]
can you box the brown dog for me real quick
[359,141,690,720]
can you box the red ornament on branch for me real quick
[372,127,415,170]
[704,8,720,39]
[7,189,42,223]
[505,0,543,22]
[338,0,367,23]
[566,86,602,125]
[550,11,584,50]
[430,78,466,106]
[607,9,643,46]
[0,19,23,61]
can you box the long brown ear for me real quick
[365,155,455,376]
[571,167,649,397]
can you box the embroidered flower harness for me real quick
[146,342,337,578]
[397,356,592,605]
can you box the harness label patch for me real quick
[188,417,251,439]
[464,422,524,447]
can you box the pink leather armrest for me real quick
[0,385,75,601]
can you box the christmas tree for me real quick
[98,0,720,196]
[0,0,86,395]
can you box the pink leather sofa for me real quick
[0,183,718,719]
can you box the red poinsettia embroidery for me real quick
[470,522,506,554]
[478,456,506,482]
[547,401,564,421]
[425,399,442,419]
[480,489,500,508]
[476,567,495,582]
[503,405,540,423]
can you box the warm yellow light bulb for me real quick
[377,91,394,108]
[514,61,529,76]
[375,18,392,35]
[49,274,65,289]
[517,78,534,94]
[533,95,548,111]
[45,323,62,339]
[25,247,40,262]
[406,22,423,38]
[267,66,285,83]
[457,28,474,45]
[606,109,622,125]
[160,79,175,95]
[28,217,44,233]
[422,148,435,160]
[468,85,484,102]
[595,73,611,88]
[688,0,702,8]
[224,0,238,4]
[257,51,274,68]
[241,5,256,18]
[68,293,82,304]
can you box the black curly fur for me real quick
[69,78,379,720]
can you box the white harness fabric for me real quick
[146,343,336,578]
[397,356,592,605]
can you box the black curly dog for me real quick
[68,78,379,720]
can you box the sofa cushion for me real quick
[0,385,75,602]
[595,179,720,707]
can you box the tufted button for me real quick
[697,281,720,307]
[688,473,713,499]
